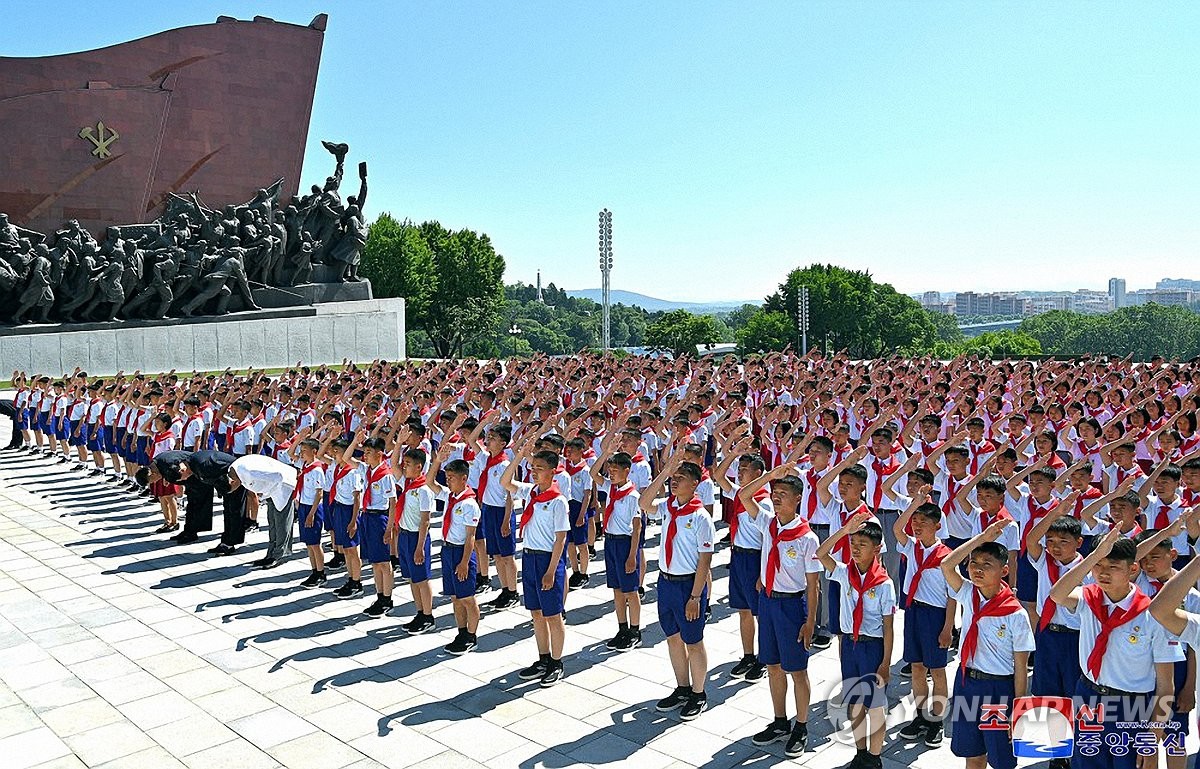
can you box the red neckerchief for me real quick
[763,516,813,594]
[960,583,1022,677]
[969,440,996,474]
[1154,498,1180,530]
[631,452,646,463]
[1037,554,1077,631]
[1020,496,1058,554]
[904,540,951,608]
[848,559,890,640]
[475,450,507,503]
[457,432,477,462]
[443,487,474,540]
[941,474,964,515]
[1115,465,1144,488]
[519,482,563,536]
[604,482,637,533]
[1071,486,1102,517]
[834,503,870,562]
[363,461,392,509]
[227,417,252,451]
[870,454,900,510]
[294,461,324,501]
[87,397,102,422]
[805,467,822,518]
[152,429,174,457]
[727,487,769,544]
[566,460,587,476]
[273,439,292,460]
[328,463,354,505]
[662,495,705,570]
[1082,583,1151,681]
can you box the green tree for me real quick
[926,310,964,344]
[645,309,721,357]
[417,222,507,358]
[736,310,794,354]
[957,330,1043,357]
[764,264,934,357]
[1019,304,1200,360]
[361,214,434,322]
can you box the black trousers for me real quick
[220,487,248,546]
[1,400,21,448]
[182,478,214,534]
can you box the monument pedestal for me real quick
[0,298,405,376]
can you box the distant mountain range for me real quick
[566,289,756,314]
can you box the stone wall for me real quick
[0,299,405,376]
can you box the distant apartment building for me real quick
[1108,278,1126,309]
[1157,278,1200,291]
[1028,296,1071,314]
[953,291,1029,316]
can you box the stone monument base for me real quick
[0,298,405,376]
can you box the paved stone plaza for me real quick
[0,418,1157,769]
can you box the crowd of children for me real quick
[6,350,1200,769]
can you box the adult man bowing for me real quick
[230,454,297,570]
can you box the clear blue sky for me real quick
[4,2,1198,301]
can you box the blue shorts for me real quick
[37,411,51,434]
[396,528,431,582]
[1015,554,1037,602]
[522,549,566,617]
[441,543,477,598]
[603,535,639,592]
[481,503,516,557]
[328,501,359,548]
[951,673,1017,769]
[86,424,105,452]
[297,502,325,546]
[728,548,760,614]
[1031,627,1080,697]
[568,500,589,546]
[902,600,950,670]
[657,575,708,644]
[17,409,29,430]
[839,635,886,707]
[827,578,843,636]
[1072,678,1154,769]
[359,511,392,564]
[56,417,71,441]
[70,421,88,448]
[103,426,117,454]
[134,436,149,466]
[1168,658,1191,740]
[758,592,809,672]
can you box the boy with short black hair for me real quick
[894,495,954,747]
[290,436,328,586]
[941,522,1033,769]
[427,448,481,654]
[817,514,894,769]
[589,435,644,651]
[324,436,366,599]
[393,446,436,633]
[563,437,595,588]
[1048,529,1183,769]
[642,451,715,721]
[739,464,821,756]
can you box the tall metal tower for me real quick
[598,208,613,351]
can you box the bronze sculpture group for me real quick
[1,141,367,325]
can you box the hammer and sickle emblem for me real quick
[79,121,120,159]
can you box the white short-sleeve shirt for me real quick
[954,582,1036,676]
[829,561,897,637]
[655,499,716,575]
[1073,587,1185,692]
[754,515,822,593]
[326,462,366,505]
[439,490,481,546]
[512,482,570,552]
[397,483,435,531]
[897,538,952,608]
[294,462,328,506]
[598,480,640,536]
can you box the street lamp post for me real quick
[797,285,809,354]
[598,209,613,351]
[508,323,521,357]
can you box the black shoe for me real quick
[568,572,585,589]
[539,661,564,688]
[88,468,103,476]
[390,556,400,569]
[474,575,490,595]
[519,659,550,680]
[637,586,646,599]
[444,632,476,656]
[334,581,363,599]
[588,545,597,557]
[404,614,435,634]
[243,519,260,533]
[250,556,272,567]
[743,661,767,681]
[898,713,928,741]
[326,554,345,571]
[210,544,235,557]
[257,559,280,570]
[605,629,628,650]
[613,629,642,652]
[300,572,322,589]
[924,718,944,748]
[899,662,912,679]
[656,686,691,712]
[784,722,808,757]
[751,719,791,746]
[679,692,707,721]
[498,590,521,609]
[363,597,393,617]
[809,633,832,651]
[730,655,756,679]
[174,532,198,544]
[855,752,882,769]
[154,523,175,534]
